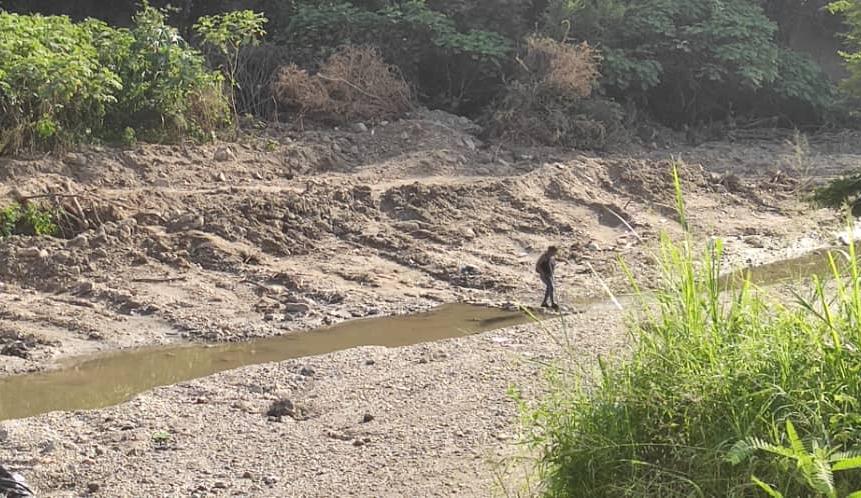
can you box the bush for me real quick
[522,168,861,496]
[0,5,228,154]
[830,0,861,102]
[483,38,622,149]
[0,13,122,153]
[542,0,839,126]
[272,45,412,123]
[0,202,58,237]
[107,4,229,141]
[278,0,512,114]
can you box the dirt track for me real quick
[0,110,857,496]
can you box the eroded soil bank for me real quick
[0,110,858,496]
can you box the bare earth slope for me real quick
[0,111,858,496]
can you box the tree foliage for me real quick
[0,4,228,153]
[543,0,837,124]
[830,0,861,100]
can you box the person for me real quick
[536,245,559,309]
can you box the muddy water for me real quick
[0,247,855,422]
[722,246,856,287]
[0,304,534,422]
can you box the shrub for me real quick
[0,202,59,237]
[0,5,228,154]
[522,167,861,496]
[0,13,122,153]
[107,3,229,141]
[542,0,839,125]
[830,0,861,102]
[194,10,268,121]
[279,0,512,114]
[272,45,411,123]
[483,38,622,149]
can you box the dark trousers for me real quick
[540,273,555,306]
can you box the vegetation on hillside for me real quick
[519,169,861,496]
[0,4,229,154]
[1,0,857,155]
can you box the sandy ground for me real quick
[0,110,859,496]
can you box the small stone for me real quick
[73,280,95,295]
[213,146,235,162]
[462,137,476,150]
[361,413,374,423]
[349,145,359,155]
[364,359,376,366]
[298,366,315,377]
[67,234,89,249]
[87,482,100,493]
[263,476,278,486]
[284,302,310,314]
[213,481,228,489]
[217,172,227,182]
[353,122,368,133]
[352,439,365,447]
[242,471,253,479]
[64,153,87,167]
[19,247,46,259]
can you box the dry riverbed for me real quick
[1,111,859,495]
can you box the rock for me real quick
[332,143,342,153]
[365,359,376,366]
[284,302,310,314]
[1,341,30,359]
[266,398,308,421]
[216,172,227,182]
[212,482,228,489]
[353,122,368,133]
[462,137,476,150]
[19,247,47,259]
[67,234,90,249]
[459,264,480,275]
[73,280,95,295]
[242,471,253,479]
[213,146,235,162]
[87,482,101,493]
[352,439,365,447]
[349,145,360,155]
[836,226,861,246]
[298,366,315,377]
[64,153,87,167]
[361,413,374,423]
[400,132,409,140]
[263,476,278,486]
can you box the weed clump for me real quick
[523,167,861,497]
[272,45,412,123]
[0,203,58,237]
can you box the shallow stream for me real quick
[0,245,855,422]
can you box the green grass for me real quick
[522,165,861,497]
[0,202,59,237]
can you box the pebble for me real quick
[299,366,315,377]
[263,475,278,486]
[362,413,374,423]
[284,302,311,314]
[87,482,101,493]
[213,146,235,162]
[213,481,228,489]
